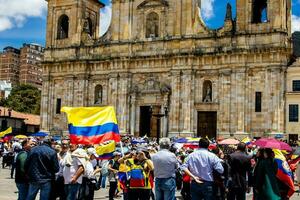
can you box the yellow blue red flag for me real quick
[0,127,12,138]
[96,140,116,159]
[61,106,120,145]
[273,149,295,197]
[241,137,251,145]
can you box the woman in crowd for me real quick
[254,148,281,200]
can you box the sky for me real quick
[0,0,299,50]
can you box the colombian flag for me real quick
[0,127,12,138]
[242,137,251,145]
[61,106,121,145]
[96,140,116,160]
[273,149,295,197]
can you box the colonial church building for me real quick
[41,0,292,139]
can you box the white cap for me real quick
[87,147,98,158]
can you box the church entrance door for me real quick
[139,106,160,137]
[197,111,217,139]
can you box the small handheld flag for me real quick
[96,140,116,160]
[0,127,12,138]
[61,106,121,145]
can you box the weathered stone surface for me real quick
[41,0,292,138]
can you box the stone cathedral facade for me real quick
[41,0,292,139]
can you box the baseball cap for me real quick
[87,147,98,158]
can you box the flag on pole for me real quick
[273,149,295,197]
[0,127,12,138]
[242,137,251,145]
[61,106,121,145]
[96,140,116,160]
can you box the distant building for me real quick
[0,44,44,89]
[20,43,44,88]
[0,107,40,135]
[286,58,300,142]
[0,81,12,99]
[0,47,20,85]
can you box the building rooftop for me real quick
[0,106,40,126]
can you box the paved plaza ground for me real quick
[0,163,299,200]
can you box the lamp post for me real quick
[149,106,169,143]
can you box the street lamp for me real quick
[149,106,169,143]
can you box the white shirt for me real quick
[63,155,83,184]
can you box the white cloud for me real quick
[292,15,300,33]
[0,17,12,32]
[0,0,47,32]
[100,5,112,36]
[201,0,215,20]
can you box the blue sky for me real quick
[0,0,299,50]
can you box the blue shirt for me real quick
[182,148,224,182]
[152,149,178,178]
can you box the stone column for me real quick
[118,73,131,134]
[41,75,51,131]
[181,70,194,135]
[169,70,181,135]
[130,94,136,136]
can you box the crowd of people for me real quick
[0,135,300,200]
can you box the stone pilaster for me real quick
[169,70,181,135]
[118,73,131,134]
[130,94,136,135]
[181,70,194,135]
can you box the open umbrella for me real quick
[30,132,48,137]
[254,138,292,151]
[218,138,240,145]
[15,135,28,139]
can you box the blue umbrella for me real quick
[174,138,188,143]
[31,132,48,137]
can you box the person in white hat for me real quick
[78,147,99,200]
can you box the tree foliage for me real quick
[1,84,41,115]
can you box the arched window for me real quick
[252,0,268,23]
[57,14,69,39]
[94,85,103,104]
[203,80,212,102]
[146,12,159,38]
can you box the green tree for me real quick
[1,84,41,115]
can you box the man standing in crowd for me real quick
[54,139,69,200]
[24,138,59,200]
[227,142,252,200]
[15,138,36,200]
[108,152,121,200]
[152,138,178,200]
[182,138,224,200]
[63,143,87,200]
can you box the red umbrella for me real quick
[254,138,292,151]
[218,138,240,145]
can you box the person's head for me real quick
[54,145,62,153]
[237,142,247,152]
[22,138,36,152]
[61,140,69,153]
[159,138,171,150]
[69,143,78,152]
[113,152,121,160]
[199,138,210,149]
[87,147,98,160]
[264,148,274,159]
